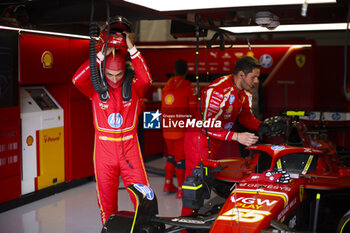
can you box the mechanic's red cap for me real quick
[105,52,125,71]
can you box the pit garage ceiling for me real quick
[0,0,349,38]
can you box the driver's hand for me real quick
[104,47,114,56]
[233,132,259,146]
[99,45,114,56]
[124,31,135,49]
[97,46,114,62]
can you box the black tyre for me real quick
[337,212,350,233]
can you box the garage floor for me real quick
[0,157,182,233]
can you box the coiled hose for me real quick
[89,12,109,101]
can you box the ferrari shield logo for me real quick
[296,54,306,68]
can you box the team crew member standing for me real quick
[72,31,152,224]
[184,55,262,183]
[161,59,197,198]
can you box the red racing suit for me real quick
[161,75,197,160]
[184,74,261,177]
[72,47,152,224]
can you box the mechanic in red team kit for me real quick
[72,18,152,224]
[182,56,262,215]
[161,59,197,198]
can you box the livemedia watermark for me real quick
[143,110,221,130]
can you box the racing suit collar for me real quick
[231,75,242,100]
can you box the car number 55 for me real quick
[217,208,271,223]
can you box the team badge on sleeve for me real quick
[229,95,235,104]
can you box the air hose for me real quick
[344,0,350,102]
[89,0,109,101]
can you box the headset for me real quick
[89,8,134,102]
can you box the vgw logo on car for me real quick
[143,110,161,129]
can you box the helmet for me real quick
[99,16,132,54]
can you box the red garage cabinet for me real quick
[0,30,21,204]
[19,33,94,183]
[0,107,21,204]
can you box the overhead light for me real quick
[136,44,312,49]
[0,25,91,39]
[220,23,350,33]
[123,0,336,12]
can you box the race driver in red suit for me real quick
[182,56,262,215]
[72,31,152,224]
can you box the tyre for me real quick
[337,211,350,233]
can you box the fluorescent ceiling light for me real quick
[0,25,91,39]
[136,44,312,49]
[220,23,350,33]
[123,0,336,11]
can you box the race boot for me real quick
[163,155,177,193]
[175,160,186,198]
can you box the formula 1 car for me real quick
[102,111,350,233]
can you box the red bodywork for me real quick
[106,117,350,233]
[206,119,350,232]
[211,179,305,232]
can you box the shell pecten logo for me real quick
[165,94,175,105]
[41,51,54,69]
[26,136,34,146]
